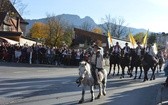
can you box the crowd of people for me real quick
[0,41,168,67]
[0,42,94,66]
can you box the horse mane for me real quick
[79,61,91,75]
[80,61,87,65]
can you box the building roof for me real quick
[74,28,107,43]
[0,31,22,41]
[74,28,106,37]
[0,0,28,24]
[74,28,128,41]
[0,31,22,36]
[74,28,134,48]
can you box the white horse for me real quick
[76,61,107,103]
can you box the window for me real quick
[3,25,9,31]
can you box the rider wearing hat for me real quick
[95,47,104,71]
[90,45,104,85]
[90,45,99,84]
[113,42,121,55]
[123,42,130,56]
[136,42,142,57]
[145,43,158,63]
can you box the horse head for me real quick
[78,61,91,82]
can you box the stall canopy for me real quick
[0,37,19,44]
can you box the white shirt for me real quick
[136,46,142,56]
[15,50,21,58]
[113,45,121,53]
[100,47,104,56]
[124,46,130,54]
[146,46,155,56]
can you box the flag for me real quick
[107,31,113,48]
[129,33,136,47]
[153,43,158,55]
[142,30,148,47]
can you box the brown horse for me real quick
[108,46,121,76]
[156,52,165,73]
[120,48,130,78]
[129,49,143,79]
[141,49,158,82]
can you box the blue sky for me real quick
[22,0,168,33]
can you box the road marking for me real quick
[14,71,28,73]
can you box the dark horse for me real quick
[108,46,120,76]
[156,52,164,73]
[129,49,143,79]
[141,49,158,82]
[120,49,130,78]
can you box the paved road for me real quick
[0,62,166,105]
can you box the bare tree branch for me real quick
[10,0,28,15]
[100,15,129,38]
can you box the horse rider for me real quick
[135,42,143,58]
[90,45,104,85]
[145,44,158,63]
[113,42,121,55]
[157,49,165,63]
[90,45,99,84]
[123,42,131,56]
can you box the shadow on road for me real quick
[0,76,81,99]
[0,62,165,105]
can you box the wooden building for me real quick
[73,28,132,50]
[73,28,108,48]
[0,0,37,45]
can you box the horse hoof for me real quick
[90,99,94,102]
[96,94,101,99]
[130,74,133,78]
[120,75,124,79]
[134,77,137,79]
[103,92,106,96]
[127,71,130,75]
[78,100,84,104]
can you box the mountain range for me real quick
[26,14,148,36]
